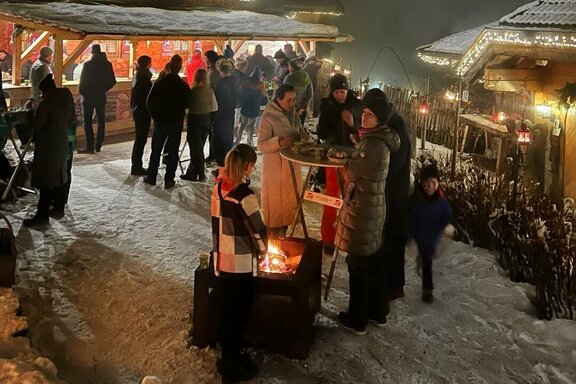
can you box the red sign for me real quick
[304,190,343,209]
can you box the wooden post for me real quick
[128,40,137,79]
[310,41,316,54]
[232,40,245,56]
[63,39,92,73]
[20,31,51,63]
[297,40,310,56]
[11,27,23,85]
[53,35,64,87]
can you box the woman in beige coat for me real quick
[257,84,304,236]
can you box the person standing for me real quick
[144,55,190,189]
[78,44,117,154]
[246,44,274,81]
[213,58,239,167]
[211,144,267,383]
[236,67,266,147]
[130,55,153,176]
[335,98,400,335]
[23,74,75,227]
[181,68,218,182]
[317,74,362,255]
[0,49,12,75]
[29,46,53,102]
[257,84,304,237]
[303,55,323,117]
[283,44,297,60]
[363,88,412,308]
[272,50,290,86]
[283,58,312,126]
[203,50,222,164]
[185,49,205,87]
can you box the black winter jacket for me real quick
[317,91,362,147]
[79,53,116,100]
[131,69,152,113]
[146,73,190,123]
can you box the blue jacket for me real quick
[410,186,452,253]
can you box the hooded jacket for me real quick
[335,125,401,256]
[79,52,117,100]
[317,91,362,147]
[130,68,152,113]
[283,68,313,111]
[410,185,452,253]
[185,53,205,86]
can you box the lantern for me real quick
[517,123,531,145]
[419,101,430,114]
[497,111,507,123]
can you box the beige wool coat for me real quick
[257,101,303,228]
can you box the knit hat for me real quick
[39,73,56,93]
[216,58,234,74]
[363,97,392,125]
[419,163,440,181]
[289,57,304,71]
[274,50,286,60]
[39,46,53,58]
[329,73,349,93]
[363,88,388,104]
[91,44,101,54]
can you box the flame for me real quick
[259,242,296,274]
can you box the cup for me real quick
[199,252,210,269]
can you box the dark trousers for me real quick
[83,96,106,151]
[186,114,211,177]
[218,272,254,361]
[37,187,57,218]
[347,252,389,328]
[213,110,235,167]
[419,247,434,291]
[379,233,407,300]
[147,120,183,182]
[131,109,151,170]
[52,155,73,210]
[299,110,307,126]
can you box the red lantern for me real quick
[517,124,531,145]
[419,101,430,114]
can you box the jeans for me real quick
[235,115,257,146]
[147,120,183,182]
[82,96,106,151]
[186,114,211,178]
[131,109,151,170]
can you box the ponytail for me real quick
[223,144,257,188]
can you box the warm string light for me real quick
[417,52,457,67]
[457,30,576,76]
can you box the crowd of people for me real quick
[2,41,454,383]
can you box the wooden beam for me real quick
[53,35,64,87]
[128,40,137,79]
[83,34,339,42]
[309,41,317,54]
[0,14,81,39]
[232,40,245,56]
[20,31,51,63]
[63,39,92,70]
[297,40,310,55]
[11,28,22,85]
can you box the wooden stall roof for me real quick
[0,1,352,41]
[459,114,512,138]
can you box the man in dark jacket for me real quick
[144,55,190,189]
[23,74,75,227]
[213,58,240,167]
[365,88,412,317]
[317,74,362,254]
[273,50,290,86]
[246,44,274,81]
[130,55,153,176]
[78,44,117,153]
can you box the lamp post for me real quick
[450,77,463,177]
[510,122,532,210]
[420,75,430,150]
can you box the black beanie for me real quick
[39,73,56,93]
[364,97,392,125]
[274,50,286,60]
[329,73,349,93]
[420,163,440,181]
[363,88,388,104]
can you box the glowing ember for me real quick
[259,243,297,274]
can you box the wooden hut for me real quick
[417,0,576,198]
[0,1,350,138]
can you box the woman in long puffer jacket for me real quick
[335,97,400,335]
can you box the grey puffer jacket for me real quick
[335,126,401,256]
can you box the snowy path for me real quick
[2,139,575,384]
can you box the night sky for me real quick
[328,0,530,91]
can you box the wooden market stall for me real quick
[417,0,576,198]
[0,1,351,138]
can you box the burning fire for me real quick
[259,243,296,274]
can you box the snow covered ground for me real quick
[1,137,575,384]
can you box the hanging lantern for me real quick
[497,111,507,123]
[419,101,430,114]
[517,123,532,145]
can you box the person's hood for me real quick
[43,87,73,107]
[267,100,293,119]
[362,125,400,153]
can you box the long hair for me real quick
[223,144,257,188]
[192,68,208,88]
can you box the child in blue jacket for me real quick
[411,163,452,303]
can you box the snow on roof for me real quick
[417,24,494,56]
[500,0,576,28]
[0,1,344,39]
